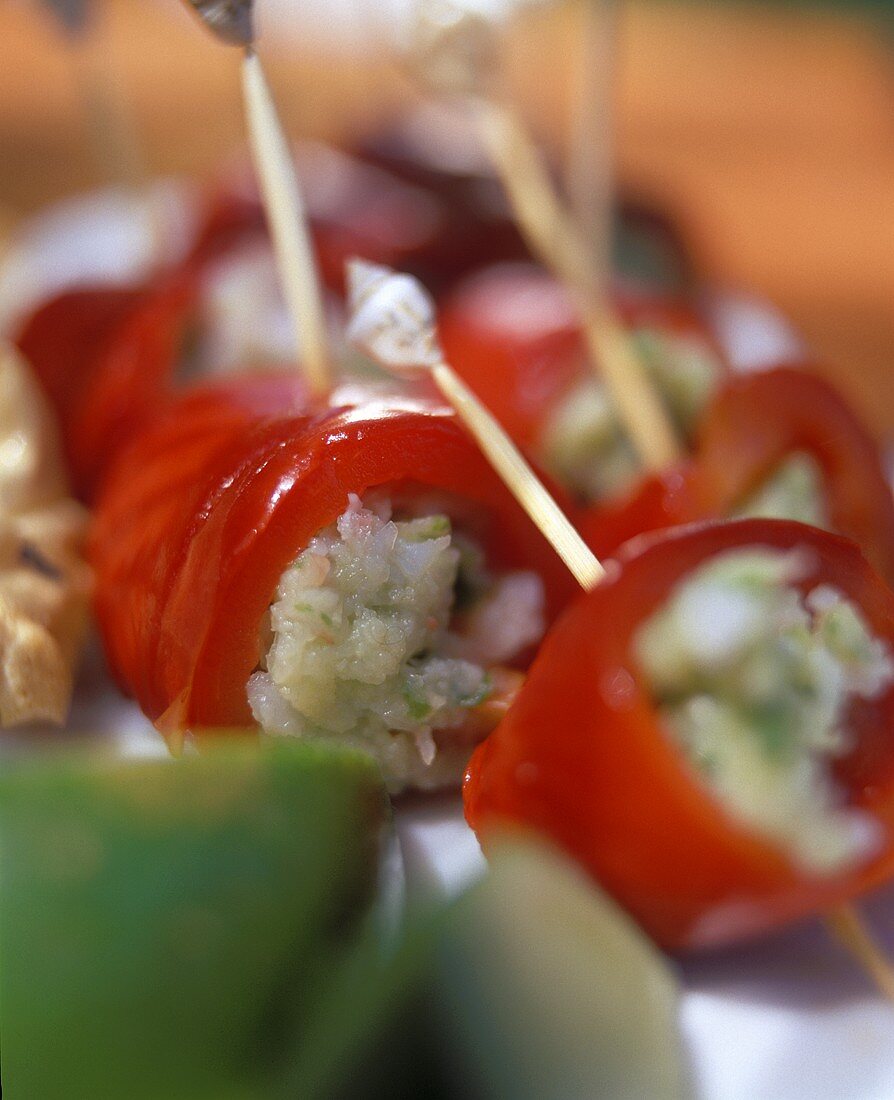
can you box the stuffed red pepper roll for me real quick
[11,127,697,504]
[91,379,577,791]
[465,518,894,949]
[438,262,729,507]
[580,366,894,585]
[12,140,442,501]
[439,266,894,581]
[17,272,201,501]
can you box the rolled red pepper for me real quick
[14,146,514,502]
[90,379,579,736]
[438,262,727,450]
[579,367,894,586]
[13,142,444,501]
[17,272,200,501]
[14,162,697,504]
[190,154,449,299]
[464,517,894,950]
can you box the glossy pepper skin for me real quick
[90,379,579,738]
[464,518,894,950]
[578,367,894,587]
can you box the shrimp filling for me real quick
[248,494,545,792]
[539,331,828,528]
[635,549,893,875]
[538,328,722,504]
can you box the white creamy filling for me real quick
[248,494,545,792]
[635,549,893,875]
[182,243,298,380]
[735,452,828,528]
[538,328,722,504]
[178,243,386,385]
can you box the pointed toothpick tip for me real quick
[826,903,894,1004]
[41,0,91,39]
[346,259,392,310]
[184,0,255,48]
[345,259,441,378]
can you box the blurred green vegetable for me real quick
[283,838,689,1099]
[0,739,388,1100]
[438,839,690,1100]
[0,743,687,1099]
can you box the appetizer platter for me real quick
[1,0,893,1096]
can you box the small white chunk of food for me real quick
[178,243,381,386]
[635,548,894,875]
[248,494,545,792]
[193,243,296,376]
[538,327,722,504]
[0,182,198,337]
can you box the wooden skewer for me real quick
[566,0,618,302]
[42,0,145,190]
[349,261,894,1002]
[43,0,168,269]
[242,50,330,396]
[472,98,680,472]
[826,904,894,1002]
[72,35,146,192]
[407,1,678,470]
[430,361,605,590]
[408,0,679,469]
[183,1,331,396]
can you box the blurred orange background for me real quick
[0,0,892,433]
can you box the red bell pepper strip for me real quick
[13,145,507,502]
[14,287,143,416]
[90,380,579,736]
[189,161,445,299]
[16,272,200,501]
[464,517,894,950]
[579,367,894,586]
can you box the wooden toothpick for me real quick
[827,904,894,1003]
[346,260,604,591]
[566,0,618,296]
[184,1,331,396]
[430,361,605,590]
[42,0,145,191]
[408,1,680,474]
[472,97,680,473]
[348,259,894,1004]
[241,51,330,395]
